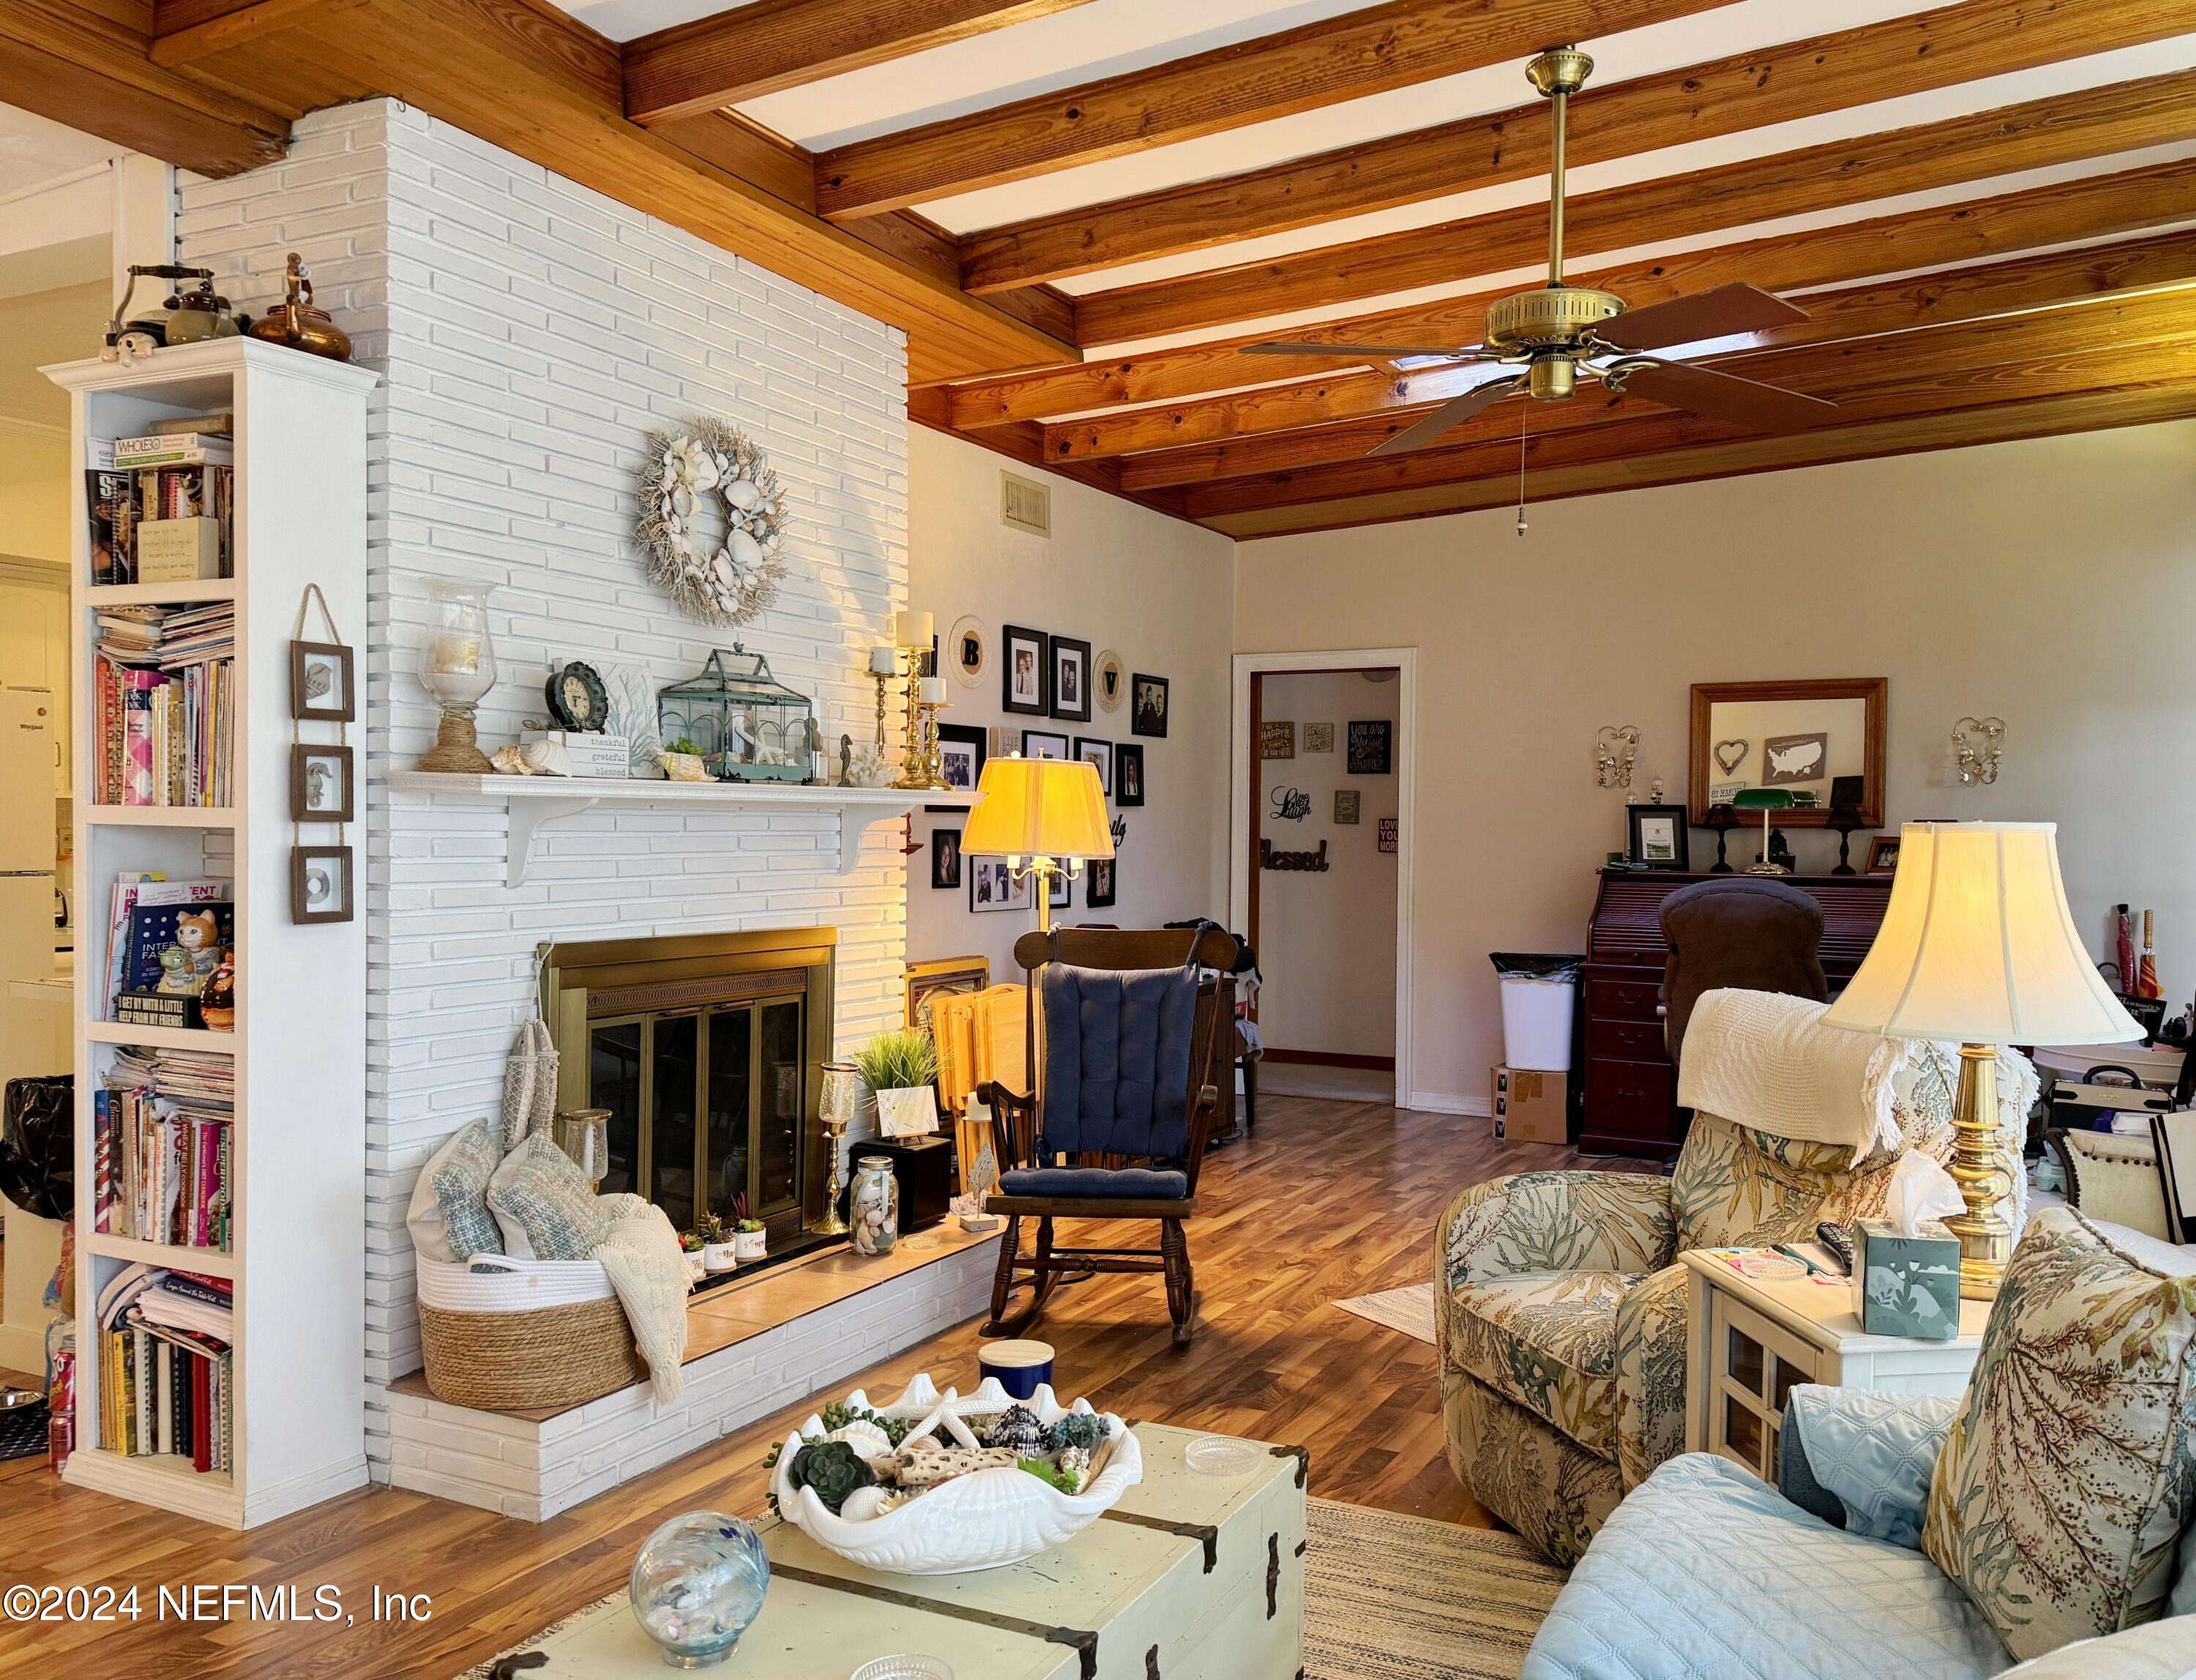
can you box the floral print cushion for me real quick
[1447,1271,1641,1461]
[1924,1207,2196,1663]
[1613,1264,1691,1489]
[1442,1171,1676,1290]
[1448,1369,1622,1569]
[1673,1107,1956,1255]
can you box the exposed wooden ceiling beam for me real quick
[109,0,1078,383]
[811,0,1725,221]
[960,0,2196,293]
[1203,377,2196,537]
[949,152,2196,427]
[150,0,361,65]
[1049,225,2196,462]
[1074,69,2196,345]
[624,1,1099,125]
[0,0,291,175]
[1116,285,2196,488]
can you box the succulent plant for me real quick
[1047,1411,1108,1455]
[1017,1457,1080,1494]
[821,1400,911,1445]
[788,1441,876,1514]
[985,1404,1046,1455]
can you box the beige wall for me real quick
[1236,419,2196,1111]
[905,427,1236,988]
[1256,668,1399,1058]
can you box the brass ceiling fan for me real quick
[1240,45,1839,457]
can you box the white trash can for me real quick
[1490,953,1583,1072]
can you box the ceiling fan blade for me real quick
[1613,358,1837,435]
[1597,284,1808,353]
[1367,374,1525,456]
[1240,340,1484,359]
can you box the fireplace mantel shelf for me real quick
[389,772,978,885]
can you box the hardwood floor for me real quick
[0,1096,1646,1678]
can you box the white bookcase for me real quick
[45,340,377,1528]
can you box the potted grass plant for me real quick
[856,1028,940,1139]
[730,1193,768,1263]
[697,1212,739,1274]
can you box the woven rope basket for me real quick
[417,1293,647,1411]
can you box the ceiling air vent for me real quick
[1000,471,1050,537]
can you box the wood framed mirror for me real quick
[1689,678,1886,827]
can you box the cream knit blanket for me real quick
[593,1193,690,1406]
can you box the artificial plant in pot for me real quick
[855,1028,940,1139]
[731,1193,766,1262]
[677,1227,708,1282]
[697,1212,738,1274]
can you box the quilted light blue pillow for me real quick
[1786,1384,1959,1550]
[486,1132,610,1261]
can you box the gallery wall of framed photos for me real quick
[903,432,1235,980]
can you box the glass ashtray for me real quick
[851,1658,954,1680]
[1184,1436,1265,1476]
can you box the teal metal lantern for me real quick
[657,646,816,783]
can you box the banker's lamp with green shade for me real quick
[1730,786,1794,874]
[1824,821,2140,1297]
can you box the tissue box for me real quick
[1853,1217,1963,1340]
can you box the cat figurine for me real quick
[158,909,225,996]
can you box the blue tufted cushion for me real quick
[1785,1385,1959,1551]
[1037,961,1198,1160]
[997,1166,1190,1199]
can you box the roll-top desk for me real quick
[1582,869,1893,1158]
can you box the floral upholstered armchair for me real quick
[1433,1037,2031,1567]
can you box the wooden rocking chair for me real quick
[979,925,1239,1346]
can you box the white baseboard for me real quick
[0,1320,55,1380]
[1402,1090,1492,1117]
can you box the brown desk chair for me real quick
[1659,878,1827,1062]
[979,925,1239,1346]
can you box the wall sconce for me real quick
[1952,716,2004,785]
[1595,725,1639,789]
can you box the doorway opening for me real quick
[1236,657,1412,1105]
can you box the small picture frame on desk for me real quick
[291,844,355,924]
[1627,803,1690,870]
[1867,835,1902,875]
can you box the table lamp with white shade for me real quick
[960,755,1113,933]
[1823,821,2142,1298]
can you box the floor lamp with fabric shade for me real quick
[1823,821,2141,1297]
[960,755,1113,933]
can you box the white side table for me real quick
[1681,1249,1990,1482]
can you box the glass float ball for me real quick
[629,1510,770,1668]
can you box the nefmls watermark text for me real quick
[3,1583,431,1624]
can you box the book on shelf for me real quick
[91,614,234,807]
[102,876,228,1015]
[95,1263,233,1471]
[83,439,234,584]
[112,433,234,468]
[97,1050,235,1254]
[85,437,137,587]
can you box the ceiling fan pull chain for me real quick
[1516,398,1530,537]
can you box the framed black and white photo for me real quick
[1075,736,1112,796]
[1131,673,1169,739]
[291,640,354,722]
[1002,624,1047,716]
[969,856,1031,914]
[930,827,963,891]
[1627,802,1691,870]
[1347,720,1392,775]
[291,743,354,824]
[1022,729,1069,761]
[1115,743,1145,807]
[1867,835,1902,876]
[291,844,354,924]
[930,723,987,813]
[1085,856,1116,909]
[1334,789,1360,825]
[1049,635,1092,723]
[1050,870,1072,911]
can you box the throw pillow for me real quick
[486,1132,611,1261]
[404,1117,505,1263]
[1923,1206,2196,1661]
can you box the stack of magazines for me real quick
[96,1045,235,1252]
[92,603,236,807]
[95,1263,234,1474]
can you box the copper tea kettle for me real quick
[248,252,351,361]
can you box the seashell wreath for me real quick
[637,417,787,629]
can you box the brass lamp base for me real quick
[418,705,496,773]
[1944,1042,2013,1299]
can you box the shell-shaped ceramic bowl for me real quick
[771,1374,1141,1575]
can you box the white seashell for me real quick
[826,1420,896,1461]
[838,1485,894,1521]
[671,486,695,518]
[727,529,765,572]
[726,479,760,512]
[713,554,738,589]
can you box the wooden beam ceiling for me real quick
[624,0,1099,124]
[1072,69,2196,344]
[960,0,2196,293]
[811,0,1727,220]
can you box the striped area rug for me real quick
[1305,1497,1567,1680]
[1333,1282,1438,1344]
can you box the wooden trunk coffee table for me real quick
[488,1422,1309,1679]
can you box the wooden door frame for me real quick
[1230,649,1417,1105]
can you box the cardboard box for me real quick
[1492,1065,1570,1145]
[136,516,222,581]
[1853,1217,1963,1340]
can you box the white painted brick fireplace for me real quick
[179,99,941,1504]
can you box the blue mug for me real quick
[979,1339,1055,1401]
